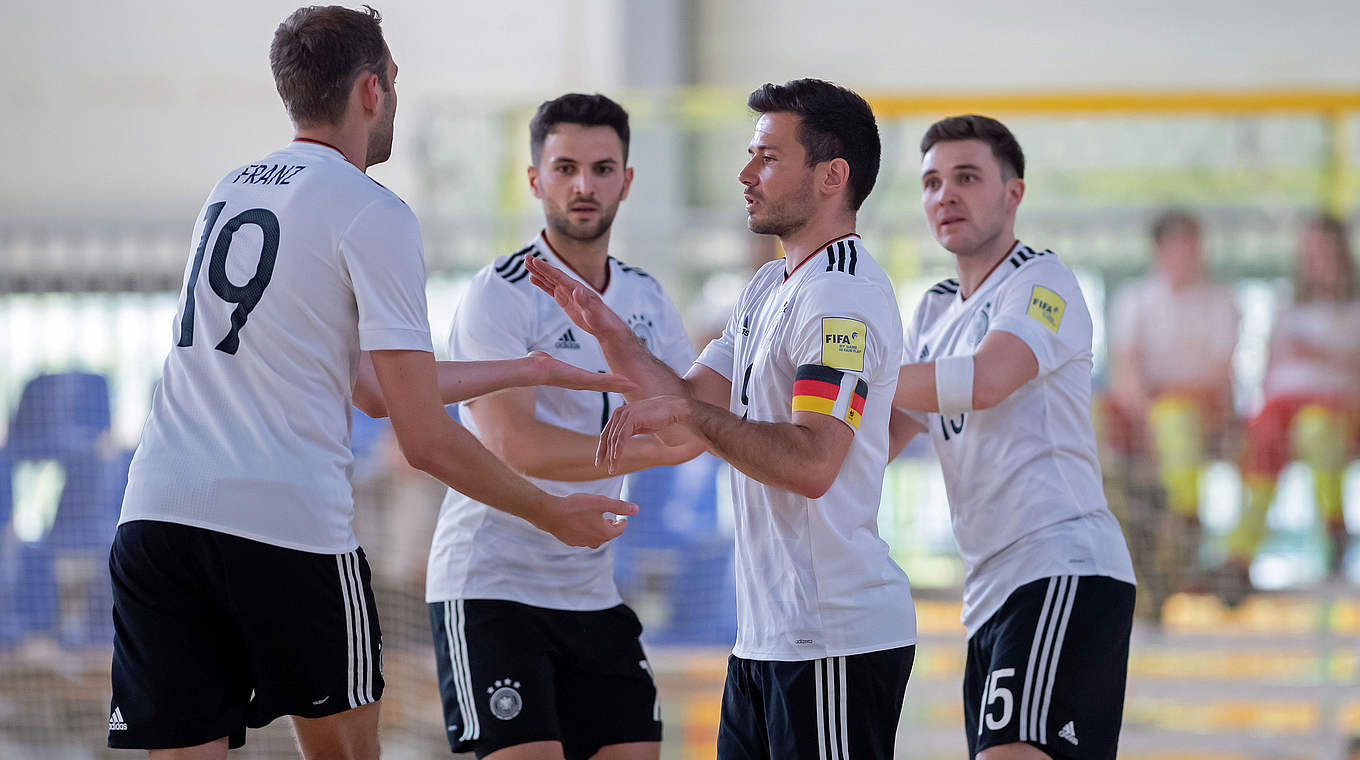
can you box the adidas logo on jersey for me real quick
[109,706,128,731]
[1058,720,1078,745]
[555,329,581,349]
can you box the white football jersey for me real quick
[424,232,695,610]
[696,234,917,661]
[902,242,1135,635]
[120,140,433,554]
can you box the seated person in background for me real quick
[1106,210,1239,597]
[1223,214,1360,597]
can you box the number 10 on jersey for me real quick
[176,202,280,355]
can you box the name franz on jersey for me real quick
[232,163,307,186]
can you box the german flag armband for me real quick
[791,364,869,430]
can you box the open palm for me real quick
[525,256,628,339]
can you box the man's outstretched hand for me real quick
[535,492,639,549]
[525,256,631,341]
[597,395,693,474]
[527,351,636,395]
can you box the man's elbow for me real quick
[394,437,436,473]
[353,390,389,419]
[793,468,837,499]
[388,424,446,473]
[971,376,1014,411]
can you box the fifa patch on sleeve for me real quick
[1026,286,1066,332]
[792,364,869,430]
[821,317,867,371]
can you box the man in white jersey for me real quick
[528,79,916,760]
[423,93,699,760]
[108,9,636,758]
[890,115,1136,760]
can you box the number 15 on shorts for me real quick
[978,668,1015,735]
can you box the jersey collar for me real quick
[785,233,860,282]
[534,230,612,296]
[290,137,349,162]
[960,239,1023,302]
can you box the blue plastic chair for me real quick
[1,372,121,647]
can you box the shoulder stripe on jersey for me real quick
[610,256,653,279]
[499,251,544,284]
[822,240,860,276]
[494,245,535,274]
[506,253,542,284]
[927,278,959,296]
[500,257,526,280]
[1008,245,1055,269]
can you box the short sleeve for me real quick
[339,198,433,353]
[785,277,891,379]
[784,277,895,431]
[695,310,737,381]
[448,270,536,361]
[897,298,931,428]
[988,262,1093,375]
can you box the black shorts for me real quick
[964,575,1135,759]
[716,646,915,760]
[108,520,383,750]
[428,599,662,759]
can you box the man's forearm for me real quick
[894,361,940,413]
[403,418,553,526]
[595,323,692,401]
[497,421,701,482]
[358,355,537,417]
[681,399,830,498]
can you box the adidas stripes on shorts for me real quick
[964,574,1135,759]
[716,646,914,760]
[108,520,382,750]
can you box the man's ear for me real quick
[527,164,544,199]
[358,71,382,116]
[1006,176,1025,214]
[822,157,851,205]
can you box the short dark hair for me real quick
[747,79,881,211]
[270,5,390,128]
[529,93,631,166]
[1150,209,1201,244]
[920,115,1025,180]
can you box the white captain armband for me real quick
[935,354,974,415]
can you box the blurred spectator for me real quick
[1220,214,1360,600]
[1105,210,1239,611]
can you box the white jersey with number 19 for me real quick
[119,140,434,555]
